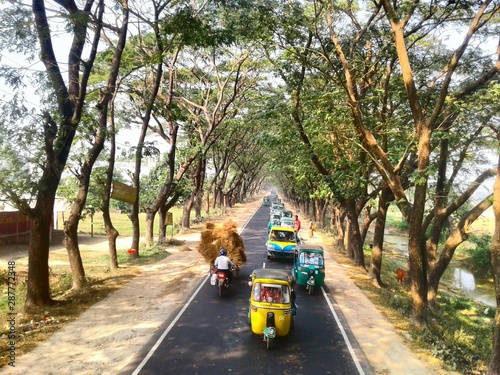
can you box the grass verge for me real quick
[0,242,176,369]
[321,231,494,375]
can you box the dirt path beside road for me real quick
[1,199,452,375]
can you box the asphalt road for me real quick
[123,199,374,375]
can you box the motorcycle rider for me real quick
[214,249,234,286]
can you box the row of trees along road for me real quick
[0,0,499,373]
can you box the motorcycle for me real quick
[211,264,238,297]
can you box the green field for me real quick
[56,207,185,237]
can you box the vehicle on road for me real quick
[269,211,282,226]
[271,202,284,212]
[248,268,296,349]
[266,226,297,260]
[280,217,295,229]
[262,197,270,206]
[211,263,238,297]
[292,244,325,295]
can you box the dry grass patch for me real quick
[0,244,170,369]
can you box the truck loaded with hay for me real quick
[197,220,247,268]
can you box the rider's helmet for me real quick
[220,249,227,256]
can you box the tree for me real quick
[489,124,500,375]
[298,0,499,326]
[374,0,500,326]
[174,44,260,225]
[63,3,129,284]
[0,0,116,308]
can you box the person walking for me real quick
[309,219,316,238]
[294,215,301,243]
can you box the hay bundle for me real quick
[222,220,237,232]
[197,229,218,263]
[196,220,246,267]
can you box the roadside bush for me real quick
[467,234,493,278]
[387,291,412,316]
[53,272,73,294]
[386,216,408,231]
[409,294,492,374]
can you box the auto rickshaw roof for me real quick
[296,244,325,253]
[251,268,292,282]
[270,226,295,232]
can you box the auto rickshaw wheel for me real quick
[308,285,314,296]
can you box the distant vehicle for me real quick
[271,202,284,212]
[270,212,282,226]
[280,217,295,229]
[262,197,270,206]
[266,226,297,260]
[282,210,292,219]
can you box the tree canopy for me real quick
[1,0,499,372]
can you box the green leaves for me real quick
[0,5,37,58]
[161,7,233,48]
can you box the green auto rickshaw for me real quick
[263,197,270,206]
[292,244,325,295]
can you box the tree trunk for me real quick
[319,197,329,227]
[345,198,365,268]
[63,214,86,289]
[129,61,164,255]
[158,206,167,244]
[360,208,375,246]
[408,182,429,327]
[144,209,157,247]
[205,190,211,216]
[182,197,194,228]
[333,206,345,250]
[102,118,119,271]
[25,203,56,310]
[369,188,390,287]
[103,208,119,271]
[143,153,194,245]
[487,146,500,375]
[158,192,181,243]
[129,200,141,257]
[63,108,107,287]
[194,191,203,220]
[344,219,352,258]
[193,156,206,221]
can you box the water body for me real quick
[383,233,495,307]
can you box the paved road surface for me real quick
[123,198,373,375]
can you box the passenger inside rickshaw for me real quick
[252,283,290,303]
[272,230,295,242]
[299,252,324,266]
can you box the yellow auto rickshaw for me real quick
[248,268,296,349]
